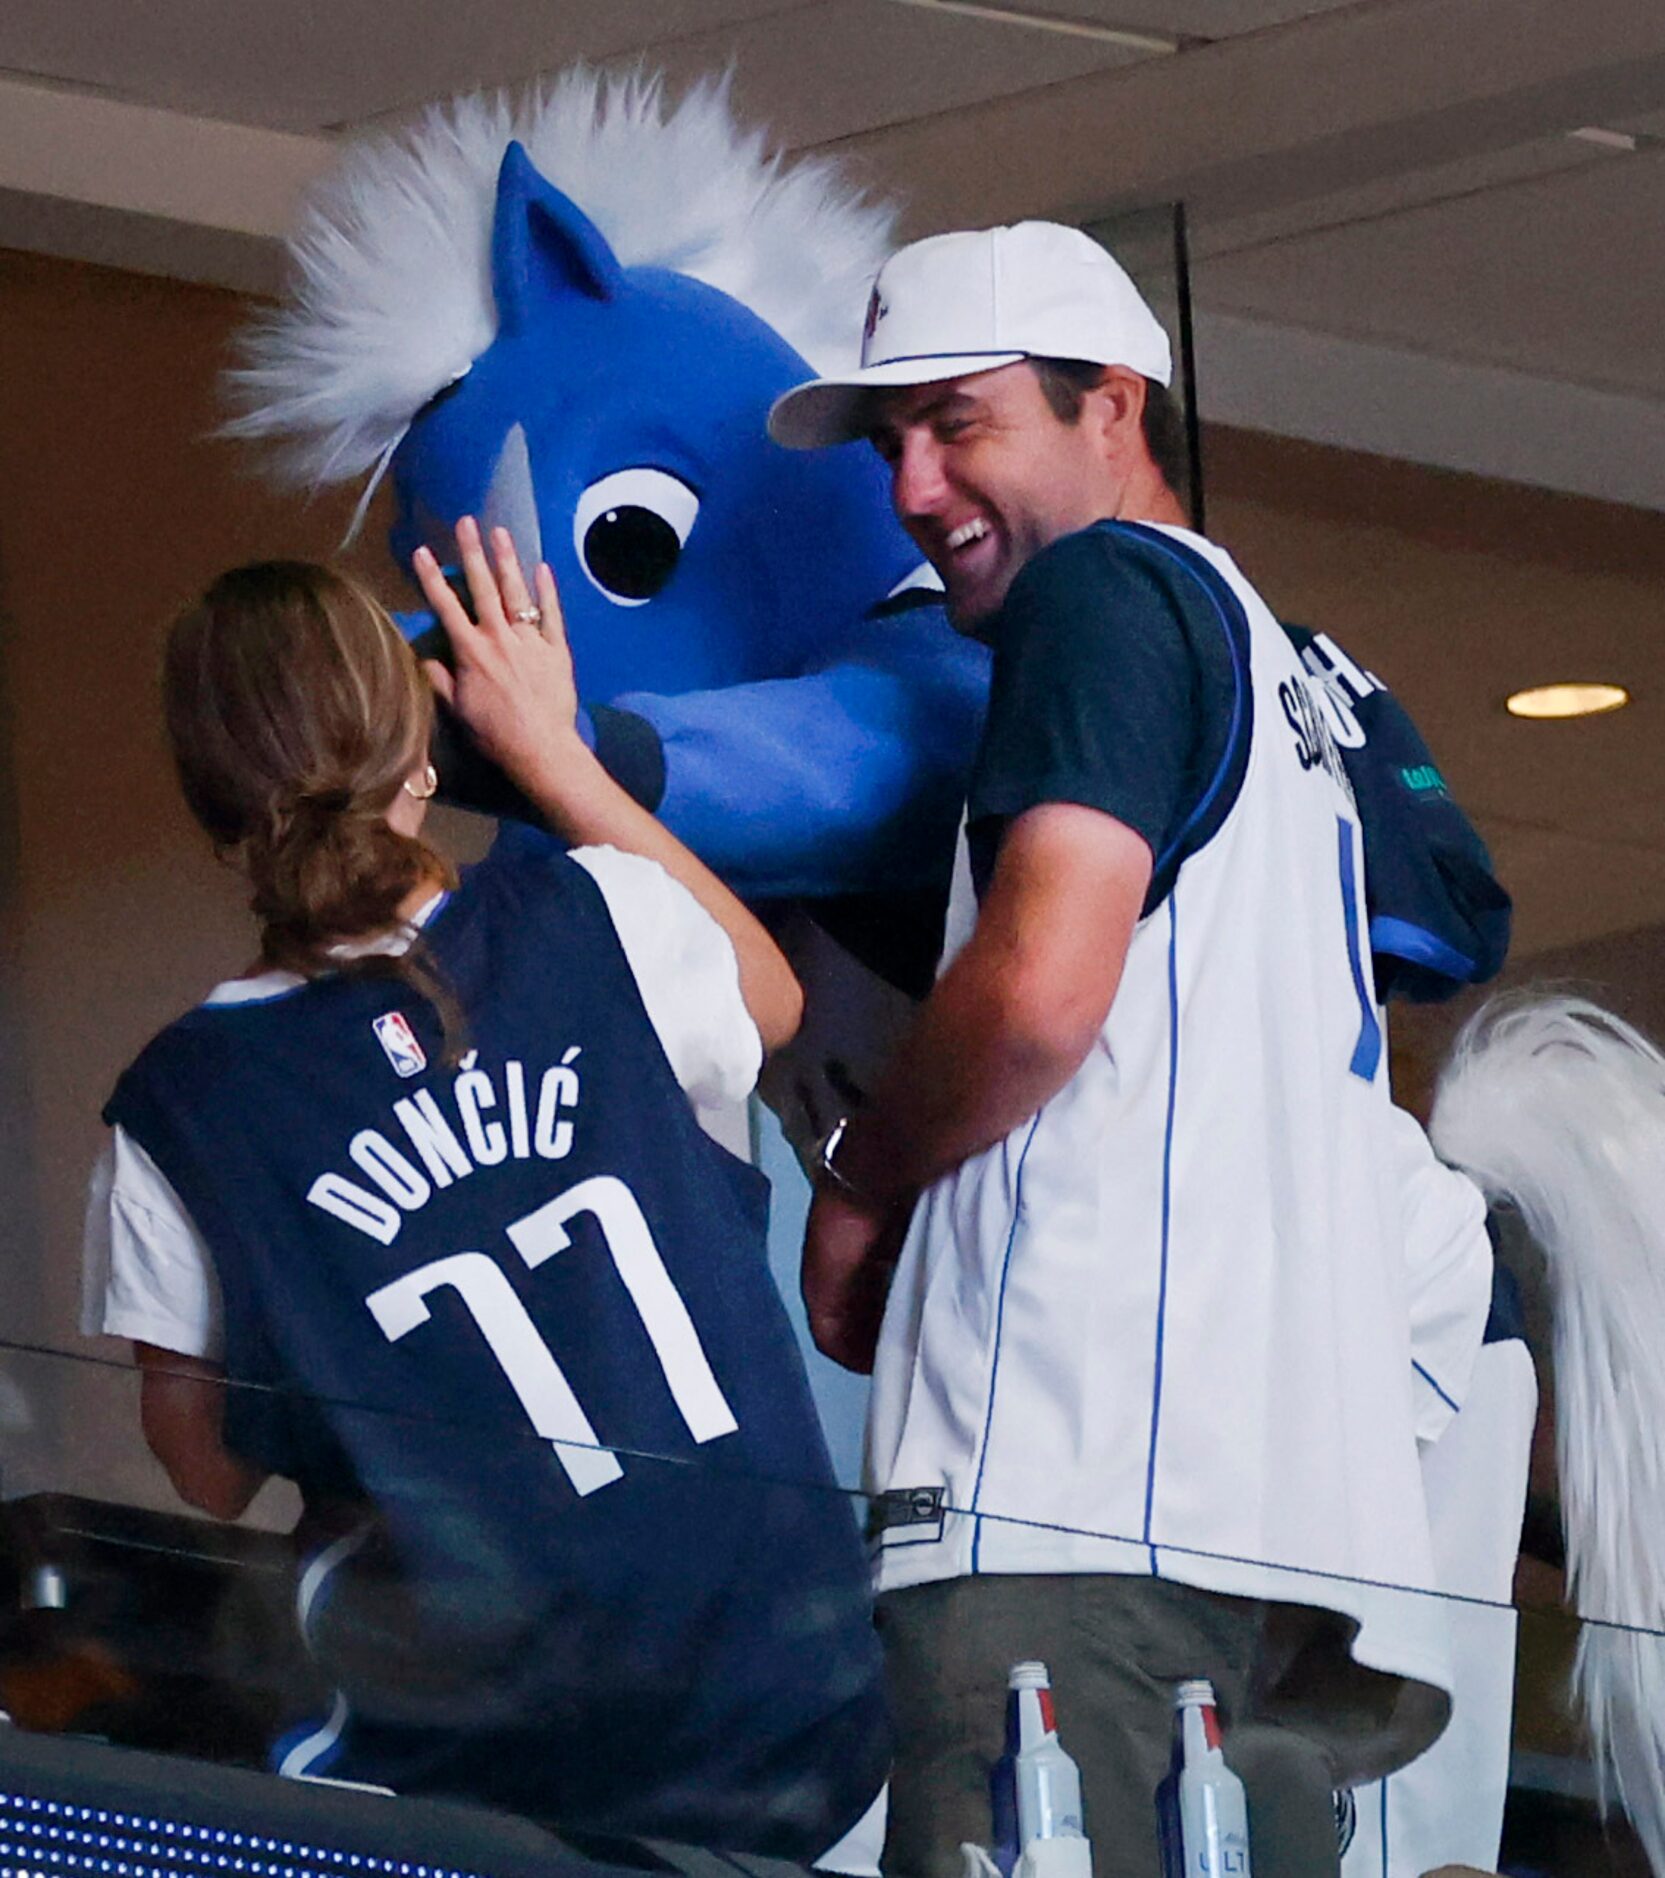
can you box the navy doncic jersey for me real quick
[106,850,887,1857]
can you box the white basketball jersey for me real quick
[865,526,1452,1759]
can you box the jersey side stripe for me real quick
[1368,914,1477,983]
[968,1111,1046,1573]
[276,1692,350,1780]
[1143,890,1182,1573]
[1338,819,1385,1081]
[1379,1779,1390,1872]
[1413,1358,1460,1416]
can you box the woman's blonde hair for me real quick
[164,561,461,1029]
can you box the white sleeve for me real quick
[1386,1103,1493,1444]
[568,846,763,1109]
[82,1128,224,1361]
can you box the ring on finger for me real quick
[509,605,542,626]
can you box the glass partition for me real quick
[0,1334,1652,1874]
[0,185,1646,1878]
[1083,202,1205,531]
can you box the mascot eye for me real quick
[573,469,699,606]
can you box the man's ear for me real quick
[1087,366,1149,456]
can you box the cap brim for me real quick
[768,352,1027,450]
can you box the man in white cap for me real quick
[770,224,1451,1877]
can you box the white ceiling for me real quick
[8,0,1661,422]
[1045,0,1363,29]
[0,0,1142,135]
[3,0,1664,968]
[5,0,1663,416]
[1198,140,1665,400]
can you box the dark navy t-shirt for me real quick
[963,522,1508,1006]
[965,521,1246,914]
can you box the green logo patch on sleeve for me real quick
[1399,763,1449,797]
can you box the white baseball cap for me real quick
[769,220,1172,451]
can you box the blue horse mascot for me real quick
[225,72,989,1153]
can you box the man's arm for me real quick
[802,801,1152,1370]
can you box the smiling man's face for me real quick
[866,362,1122,633]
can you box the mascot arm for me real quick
[407,601,988,901]
[612,622,990,901]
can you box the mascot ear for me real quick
[492,141,624,332]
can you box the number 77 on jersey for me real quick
[365,1174,739,1497]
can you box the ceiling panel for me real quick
[605,0,1147,154]
[1196,148,1665,397]
[1599,103,1665,139]
[0,0,1154,153]
[1038,0,1383,39]
[344,1,1149,172]
[0,0,789,130]
[1190,133,1605,264]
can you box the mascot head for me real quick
[225,72,915,701]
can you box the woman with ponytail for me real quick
[161,555,468,1053]
[82,521,889,1867]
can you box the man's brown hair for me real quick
[1028,357,1191,499]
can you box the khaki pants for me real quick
[878,1574,1343,1878]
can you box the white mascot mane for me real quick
[224,68,897,489]
[1432,993,1665,1873]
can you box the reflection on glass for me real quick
[1082,203,1203,531]
[0,1339,1653,1873]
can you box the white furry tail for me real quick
[1430,993,1665,1872]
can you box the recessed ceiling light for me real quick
[1567,126,1639,152]
[1505,682,1629,719]
[1566,125,1664,153]
[879,0,1184,52]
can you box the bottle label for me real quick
[1157,1695,1251,1877]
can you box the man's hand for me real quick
[802,1184,910,1373]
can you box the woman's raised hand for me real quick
[414,517,580,785]
[415,523,803,1053]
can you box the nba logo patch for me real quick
[372,1011,426,1078]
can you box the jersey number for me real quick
[364,1175,739,1498]
[1336,816,1382,1082]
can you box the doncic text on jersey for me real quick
[308,1044,585,1244]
